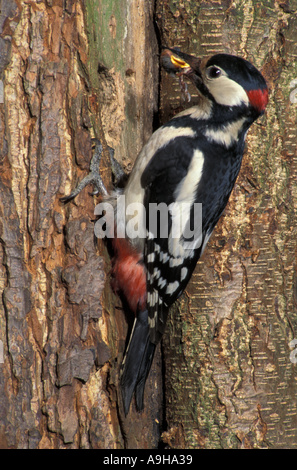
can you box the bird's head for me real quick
[161,48,269,118]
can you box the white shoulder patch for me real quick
[168,149,204,258]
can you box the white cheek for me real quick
[206,76,249,107]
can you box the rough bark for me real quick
[0,0,160,449]
[157,0,297,449]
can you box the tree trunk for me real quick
[0,0,160,449]
[1,0,297,450]
[157,0,297,449]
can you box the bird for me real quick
[62,47,269,416]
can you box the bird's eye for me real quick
[207,66,222,79]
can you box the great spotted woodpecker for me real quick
[62,48,268,416]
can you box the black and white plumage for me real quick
[117,49,268,415]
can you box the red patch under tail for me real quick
[111,237,146,315]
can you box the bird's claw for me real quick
[61,139,125,202]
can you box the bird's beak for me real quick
[161,47,202,85]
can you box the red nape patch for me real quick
[112,237,147,315]
[247,88,269,113]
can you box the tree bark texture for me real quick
[0,0,160,449]
[1,0,297,450]
[157,0,297,449]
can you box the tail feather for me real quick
[120,309,156,416]
[134,340,156,411]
